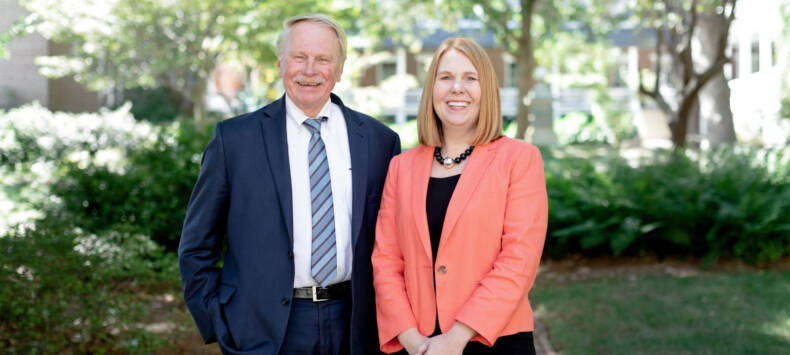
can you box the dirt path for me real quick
[535,255,790,286]
[533,319,558,355]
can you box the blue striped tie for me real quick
[304,117,337,287]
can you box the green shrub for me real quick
[545,146,790,263]
[4,104,789,264]
[0,218,175,353]
[592,88,637,143]
[50,121,210,251]
[387,119,419,150]
[0,103,211,251]
[118,87,180,123]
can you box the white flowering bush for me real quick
[0,103,209,251]
[0,103,154,232]
[0,103,199,352]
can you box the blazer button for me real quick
[281,297,290,306]
[288,251,294,259]
[438,265,447,274]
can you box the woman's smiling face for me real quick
[432,49,481,136]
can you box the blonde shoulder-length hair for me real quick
[417,37,503,147]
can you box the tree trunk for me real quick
[163,86,194,118]
[645,1,736,148]
[191,78,208,127]
[672,93,699,147]
[515,51,537,139]
[515,0,538,139]
[699,72,735,146]
[686,98,701,147]
[695,12,736,147]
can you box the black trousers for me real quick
[462,332,536,355]
[279,299,350,355]
[393,331,535,355]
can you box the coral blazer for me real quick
[372,137,548,353]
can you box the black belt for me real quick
[293,281,351,302]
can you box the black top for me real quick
[426,174,460,336]
[423,174,534,349]
[426,174,461,265]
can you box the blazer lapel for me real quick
[411,146,434,262]
[334,94,368,249]
[440,140,499,245]
[259,96,294,244]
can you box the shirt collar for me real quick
[284,94,333,126]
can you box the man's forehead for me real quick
[289,22,337,43]
[285,27,340,56]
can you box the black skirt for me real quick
[462,331,536,355]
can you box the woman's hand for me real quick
[420,322,476,355]
[398,328,429,355]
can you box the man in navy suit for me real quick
[178,13,400,354]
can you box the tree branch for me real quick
[686,0,698,57]
[518,0,538,48]
[654,23,663,94]
[639,22,673,117]
[677,0,699,87]
[660,0,690,85]
[688,0,736,97]
[478,1,516,46]
[639,77,674,117]
[727,0,737,22]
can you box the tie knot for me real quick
[303,116,327,134]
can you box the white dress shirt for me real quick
[285,95,353,288]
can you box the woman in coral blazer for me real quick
[372,37,548,355]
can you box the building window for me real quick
[726,45,737,80]
[610,49,628,88]
[503,53,518,88]
[750,37,759,73]
[378,61,397,83]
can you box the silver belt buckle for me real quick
[312,285,328,302]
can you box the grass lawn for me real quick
[532,269,790,354]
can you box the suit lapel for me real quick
[259,96,294,244]
[410,146,434,262]
[440,139,498,246]
[334,95,368,249]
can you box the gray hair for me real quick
[275,13,347,64]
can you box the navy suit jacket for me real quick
[178,94,400,354]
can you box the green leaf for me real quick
[664,228,693,247]
[580,234,608,250]
[552,220,599,239]
[610,231,638,255]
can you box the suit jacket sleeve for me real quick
[391,134,401,158]
[371,156,417,353]
[178,122,230,344]
[455,144,548,346]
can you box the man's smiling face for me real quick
[277,21,343,117]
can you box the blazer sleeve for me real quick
[371,156,417,353]
[177,122,230,344]
[455,144,548,346]
[391,132,402,158]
